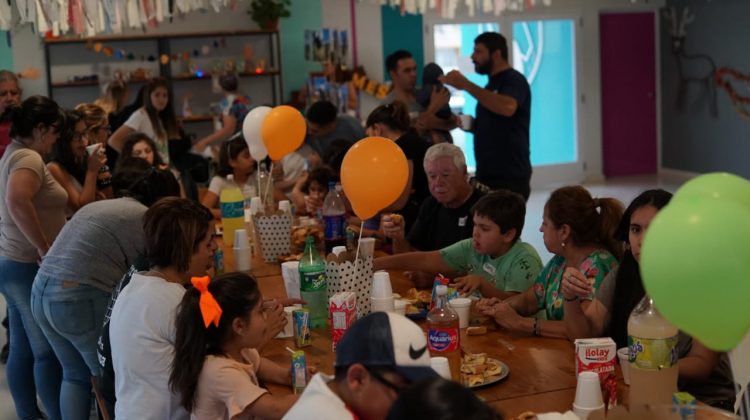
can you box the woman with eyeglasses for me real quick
[0,95,66,420]
[47,109,109,216]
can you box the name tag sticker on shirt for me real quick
[458,216,467,227]
[483,263,496,276]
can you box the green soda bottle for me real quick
[299,236,327,328]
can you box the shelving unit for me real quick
[44,30,283,134]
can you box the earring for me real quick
[561,241,566,248]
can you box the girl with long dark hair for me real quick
[170,272,298,418]
[200,136,258,219]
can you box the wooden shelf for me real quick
[171,70,280,81]
[44,29,277,44]
[179,115,213,123]
[51,78,150,88]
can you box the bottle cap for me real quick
[435,285,448,296]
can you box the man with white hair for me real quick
[382,143,483,256]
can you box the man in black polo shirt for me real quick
[441,32,532,200]
[382,143,483,253]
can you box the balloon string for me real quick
[264,162,274,210]
[353,220,364,274]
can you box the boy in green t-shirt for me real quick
[374,190,542,299]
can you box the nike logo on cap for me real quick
[409,344,427,360]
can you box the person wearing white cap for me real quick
[283,312,438,420]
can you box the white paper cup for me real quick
[448,297,472,329]
[358,237,376,259]
[234,229,250,249]
[370,296,395,313]
[394,299,407,315]
[430,357,451,380]
[275,306,295,338]
[233,247,252,272]
[85,143,102,156]
[618,347,631,385]
[371,271,393,298]
[278,200,291,213]
[573,371,604,413]
[281,261,301,299]
[249,197,263,215]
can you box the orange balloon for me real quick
[260,105,306,160]
[341,137,409,220]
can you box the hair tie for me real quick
[191,276,222,328]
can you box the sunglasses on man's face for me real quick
[365,367,410,394]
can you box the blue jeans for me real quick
[31,273,110,420]
[0,256,62,420]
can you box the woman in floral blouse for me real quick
[477,185,623,339]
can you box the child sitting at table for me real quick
[169,272,303,419]
[374,190,542,299]
[200,136,259,219]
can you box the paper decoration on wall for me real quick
[1,0,243,36]
[663,7,718,118]
[715,67,750,120]
[351,70,390,99]
[367,0,552,17]
[305,28,349,64]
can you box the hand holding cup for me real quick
[381,213,405,240]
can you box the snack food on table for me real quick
[466,326,487,336]
[402,288,432,315]
[460,352,505,387]
[291,225,324,251]
[276,253,303,263]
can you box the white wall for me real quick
[423,0,665,185]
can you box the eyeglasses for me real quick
[365,367,409,394]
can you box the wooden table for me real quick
[223,241,580,418]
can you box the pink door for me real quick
[600,12,657,177]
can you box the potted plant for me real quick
[248,0,291,30]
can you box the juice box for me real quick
[329,291,356,352]
[292,308,312,348]
[291,350,308,394]
[575,337,618,408]
[429,274,459,310]
[673,392,696,420]
[574,337,617,382]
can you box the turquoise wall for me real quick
[0,32,13,70]
[280,0,322,103]
[381,6,423,84]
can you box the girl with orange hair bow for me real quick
[170,272,314,419]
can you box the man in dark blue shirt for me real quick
[441,32,532,200]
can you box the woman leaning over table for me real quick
[477,185,623,339]
[0,95,66,420]
[32,159,181,419]
[562,189,736,409]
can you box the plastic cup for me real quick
[85,143,102,156]
[249,197,263,215]
[358,237,376,259]
[394,299,407,315]
[278,200,291,214]
[276,306,295,338]
[448,297,472,329]
[618,347,631,385]
[281,261,301,299]
[573,371,605,419]
[371,271,393,298]
[234,229,250,249]
[430,357,451,380]
[370,296,395,313]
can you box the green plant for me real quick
[248,0,291,28]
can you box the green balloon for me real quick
[672,172,750,211]
[641,198,750,351]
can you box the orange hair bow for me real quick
[191,276,223,328]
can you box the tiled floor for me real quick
[0,173,684,419]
